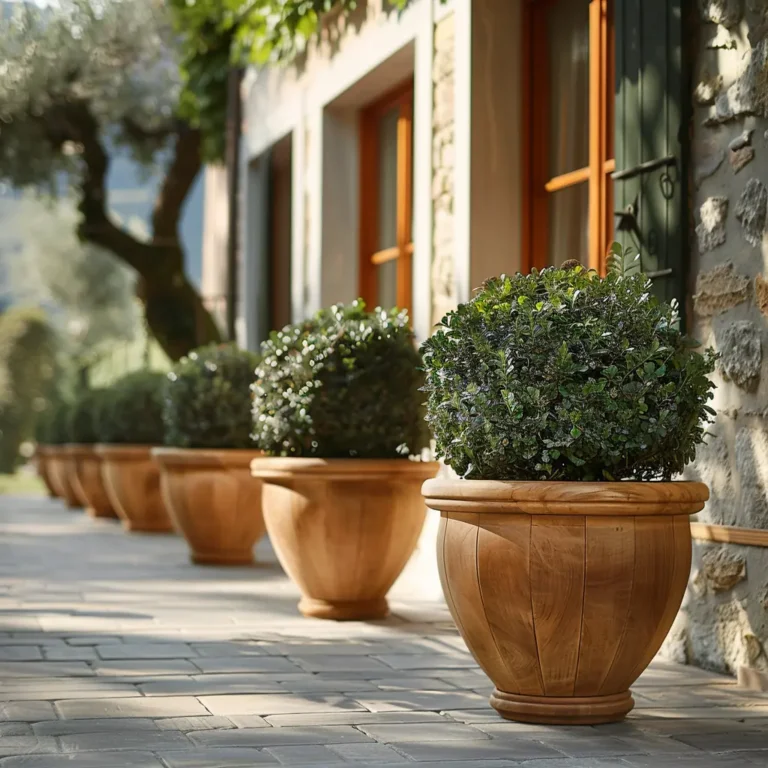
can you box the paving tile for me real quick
[159,749,279,767]
[263,711,449,727]
[374,654,477,670]
[0,723,32,737]
[191,657,301,674]
[0,703,57,722]
[139,675,284,696]
[0,662,93,678]
[441,708,500,723]
[264,745,346,764]
[372,677,457,692]
[189,726,374,748]
[328,742,409,762]
[59,730,192,752]
[0,688,140,702]
[674,730,768,751]
[287,655,392,674]
[354,690,489,712]
[623,756,758,767]
[0,751,164,767]
[54,696,208,719]
[197,693,366,717]
[92,660,201,676]
[95,643,196,660]
[155,716,236,732]
[40,647,97,662]
[0,737,59,757]
[359,722,490,743]
[33,718,159,736]
[0,647,43,661]
[214,715,269,728]
[392,739,565,762]
[64,636,122,646]
[189,643,270,657]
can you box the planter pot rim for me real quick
[152,447,264,469]
[95,444,155,460]
[422,478,709,517]
[251,456,440,482]
[65,444,94,457]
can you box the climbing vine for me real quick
[170,0,410,162]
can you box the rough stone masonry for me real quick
[673,0,768,682]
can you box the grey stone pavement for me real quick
[1,497,768,768]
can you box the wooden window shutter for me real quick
[614,0,688,319]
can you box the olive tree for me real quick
[0,0,221,359]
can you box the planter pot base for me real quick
[299,596,388,621]
[192,550,254,566]
[490,689,634,725]
[121,520,173,534]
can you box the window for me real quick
[524,0,614,273]
[359,82,414,315]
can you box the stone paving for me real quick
[1,496,768,767]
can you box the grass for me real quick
[0,470,46,497]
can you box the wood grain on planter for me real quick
[424,478,708,725]
[69,445,117,519]
[153,447,265,565]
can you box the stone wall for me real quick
[431,13,456,327]
[663,0,768,678]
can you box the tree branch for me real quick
[152,126,202,243]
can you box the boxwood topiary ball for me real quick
[98,371,166,446]
[46,400,73,446]
[252,301,429,459]
[420,263,717,482]
[69,388,108,445]
[163,343,260,450]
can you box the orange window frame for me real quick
[522,0,615,274]
[359,81,414,316]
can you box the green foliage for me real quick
[420,254,718,482]
[69,389,108,445]
[163,343,260,449]
[46,400,74,446]
[171,0,412,161]
[253,301,428,459]
[0,308,56,471]
[98,371,166,445]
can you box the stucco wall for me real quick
[662,0,768,678]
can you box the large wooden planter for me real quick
[422,479,709,725]
[63,445,89,508]
[46,446,81,509]
[34,445,57,498]
[251,457,439,620]
[96,445,173,533]
[153,448,266,565]
[68,445,117,520]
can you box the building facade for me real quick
[216,0,768,683]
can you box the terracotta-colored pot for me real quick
[422,479,710,725]
[64,445,91,509]
[153,448,266,565]
[68,445,117,519]
[251,457,439,620]
[96,445,173,533]
[46,446,81,509]
[34,445,58,498]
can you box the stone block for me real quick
[700,546,748,592]
[700,0,743,27]
[716,320,762,388]
[730,145,755,172]
[694,262,749,315]
[55,697,208,720]
[696,196,729,252]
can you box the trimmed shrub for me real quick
[98,371,166,445]
[0,307,56,471]
[163,343,260,449]
[69,388,108,444]
[253,301,429,459]
[46,400,73,446]
[420,257,717,482]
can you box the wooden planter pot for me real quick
[251,458,439,620]
[68,445,117,519]
[46,446,81,509]
[34,445,57,498]
[422,479,709,725]
[153,448,266,565]
[96,445,174,533]
[63,445,89,508]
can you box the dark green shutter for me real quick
[614,0,688,320]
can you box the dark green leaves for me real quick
[420,264,717,482]
[99,371,167,446]
[163,343,260,449]
[252,301,429,459]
